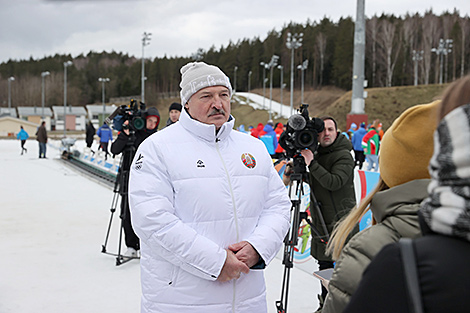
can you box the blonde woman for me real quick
[321,100,440,313]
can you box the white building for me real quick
[52,106,87,131]
[17,106,53,131]
[85,104,117,129]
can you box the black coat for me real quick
[86,122,96,146]
[344,219,470,313]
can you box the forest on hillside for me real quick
[0,10,469,109]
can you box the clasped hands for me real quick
[217,241,259,282]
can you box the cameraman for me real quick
[284,116,357,311]
[111,107,160,257]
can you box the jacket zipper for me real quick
[215,139,239,313]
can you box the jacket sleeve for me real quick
[244,155,291,266]
[322,224,401,313]
[308,151,355,192]
[361,131,373,149]
[128,140,227,281]
[110,132,128,155]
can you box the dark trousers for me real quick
[39,142,47,158]
[318,260,335,301]
[120,194,140,250]
[354,150,365,169]
[20,140,27,154]
[99,142,109,159]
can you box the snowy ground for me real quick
[234,92,292,119]
[0,138,320,313]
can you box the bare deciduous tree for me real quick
[377,18,402,87]
[315,32,327,88]
[422,11,441,85]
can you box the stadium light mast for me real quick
[7,76,15,110]
[99,77,110,121]
[63,60,73,138]
[141,32,151,104]
[41,71,50,119]
[278,65,284,117]
[286,32,303,115]
[267,55,279,121]
[412,50,424,86]
[297,59,308,104]
[260,61,269,109]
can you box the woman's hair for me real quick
[439,75,470,120]
[326,177,389,260]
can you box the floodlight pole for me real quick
[41,71,50,119]
[7,76,15,110]
[63,61,73,138]
[141,32,151,103]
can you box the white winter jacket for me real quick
[129,109,291,313]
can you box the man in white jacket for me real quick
[129,62,291,313]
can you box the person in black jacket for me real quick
[111,107,160,257]
[344,75,470,313]
[85,120,96,152]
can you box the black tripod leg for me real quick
[102,189,120,253]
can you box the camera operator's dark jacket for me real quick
[308,133,357,262]
[111,128,158,172]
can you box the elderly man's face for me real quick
[185,86,231,130]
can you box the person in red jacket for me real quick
[273,123,285,159]
[250,122,264,138]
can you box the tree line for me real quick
[0,10,469,109]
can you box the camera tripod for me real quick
[101,131,140,266]
[276,155,330,313]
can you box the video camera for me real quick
[105,99,147,132]
[279,103,325,158]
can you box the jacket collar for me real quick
[180,108,234,142]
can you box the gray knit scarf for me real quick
[420,103,470,242]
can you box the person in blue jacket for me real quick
[259,121,278,157]
[351,122,367,169]
[97,122,113,160]
[16,125,29,155]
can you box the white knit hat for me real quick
[179,62,232,105]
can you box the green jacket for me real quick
[307,133,356,262]
[322,179,430,313]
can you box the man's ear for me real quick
[184,102,189,109]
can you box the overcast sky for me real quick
[0,0,469,64]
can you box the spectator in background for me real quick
[377,122,384,140]
[362,119,380,171]
[97,122,113,160]
[351,122,367,169]
[322,101,440,313]
[165,102,182,127]
[17,125,29,155]
[85,120,96,153]
[250,122,264,138]
[344,78,470,313]
[259,120,278,157]
[346,123,357,141]
[35,121,48,159]
[273,123,285,159]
